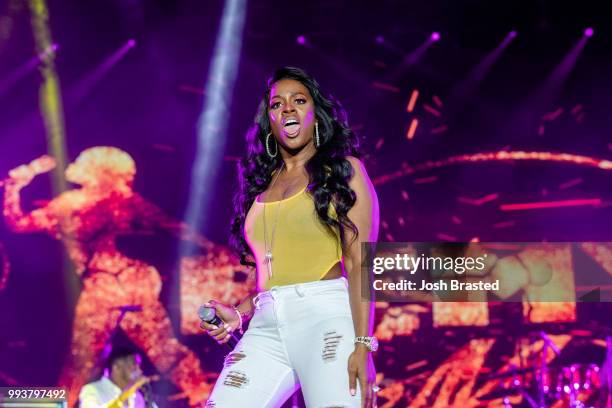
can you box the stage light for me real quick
[296,35,307,45]
[0,43,59,97]
[514,28,593,132]
[371,151,612,186]
[447,30,516,108]
[375,35,385,44]
[405,33,439,64]
[69,39,137,106]
[27,0,69,195]
[183,0,247,238]
[406,89,419,112]
[406,118,419,140]
[175,0,247,399]
[39,43,59,62]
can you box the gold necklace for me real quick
[262,162,285,280]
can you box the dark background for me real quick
[1,0,611,406]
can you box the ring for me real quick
[372,384,380,393]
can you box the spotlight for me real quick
[508,30,518,38]
[584,27,594,37]
[296,35,306,45]
[375,35,385,44]
[127,38,136,48]
[430,32,440,42]
[183,0,246,240]
[40,43,59,58]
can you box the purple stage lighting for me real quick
[296,35,306,45]
[40,44,59,59]
[375,35,385,44]
[431,32,440,42]
[509,30,518,38]
[68,39,138,106]
[584,27,594,37]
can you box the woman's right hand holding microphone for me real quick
[199,300,242,344]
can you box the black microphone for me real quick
[198,306,239,349]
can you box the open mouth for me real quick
[283,118,301,137]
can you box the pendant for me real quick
[264,250,273,278]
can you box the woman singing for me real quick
[200,66,380,408]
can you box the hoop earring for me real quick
[265,132,278,158]
[315,122,320,148]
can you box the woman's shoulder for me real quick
[345,155,362,167]
[343,156,378,201]
[321,156,363,172]
[344,156,369,182]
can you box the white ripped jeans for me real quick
[205,277,362,407]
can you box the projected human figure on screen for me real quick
[3,147,211,407]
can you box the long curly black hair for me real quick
[230,66,363,267]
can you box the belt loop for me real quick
[295,285,305,297]
[253,293,262,310]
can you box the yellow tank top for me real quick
[244,184,343,290]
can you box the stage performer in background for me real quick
[79,345,159,408]
[3,146,211,407]
[200,67,380,407]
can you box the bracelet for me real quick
[233,307,244,335]
[354,336,379,352]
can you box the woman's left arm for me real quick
[343,156,380,408]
